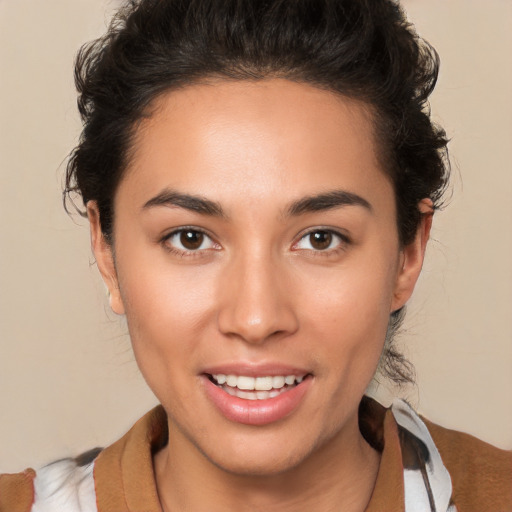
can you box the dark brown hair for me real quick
[65,0,450,384]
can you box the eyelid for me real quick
[161,226,221,254]
[292,227,351,252]
[160,226,350,256]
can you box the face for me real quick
[89,79,428,476]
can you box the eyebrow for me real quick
[142,188,372,218]
[142,189,226,217]
[285,190,372,217]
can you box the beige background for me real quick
[0,0,511,472]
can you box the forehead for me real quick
[119,78,393,212]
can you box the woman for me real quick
[0,0,510,511]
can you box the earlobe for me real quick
[391,199,433,312]
[86,201,125,315]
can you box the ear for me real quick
[391,199,433,312]
[87,201,125,315]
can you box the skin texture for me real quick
[88,79,432,512]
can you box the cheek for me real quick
[299,258,397,374]
[116,255,219,382]
[302,260,396,330]
[119,247,216,324]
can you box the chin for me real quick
[205,446,309,477]
[194,422,337,478]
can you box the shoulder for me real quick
[389,398,512,512]
[0,448,101,512]
[0,468,35,512]
[423,418,512,512]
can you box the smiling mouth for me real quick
[207,373,308,400]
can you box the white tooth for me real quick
[237,390,257,400]
[226,374,237,387]
[215,374,226,385]
[272,376,285,389]
[284,375,295,385]
[224,386,236,396]
[237,376,255,390]
[255,376,273,390]
[296,375,304,383]
[256,390,270,400]
[269,390,280,398]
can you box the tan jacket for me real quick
[1,398,511,512]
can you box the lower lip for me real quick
[202,376,311,426]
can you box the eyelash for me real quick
[161,227,220,258]
[292,228,351,257]
[160,227,350,258]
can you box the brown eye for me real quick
[309,231,333,250]
[180,230,204,250]
[294,229,346,253]
[165,229,216,253]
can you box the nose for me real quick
[216,251,299,344]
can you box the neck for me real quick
[154,416,380,512]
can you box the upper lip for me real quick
[201,363,311,377]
